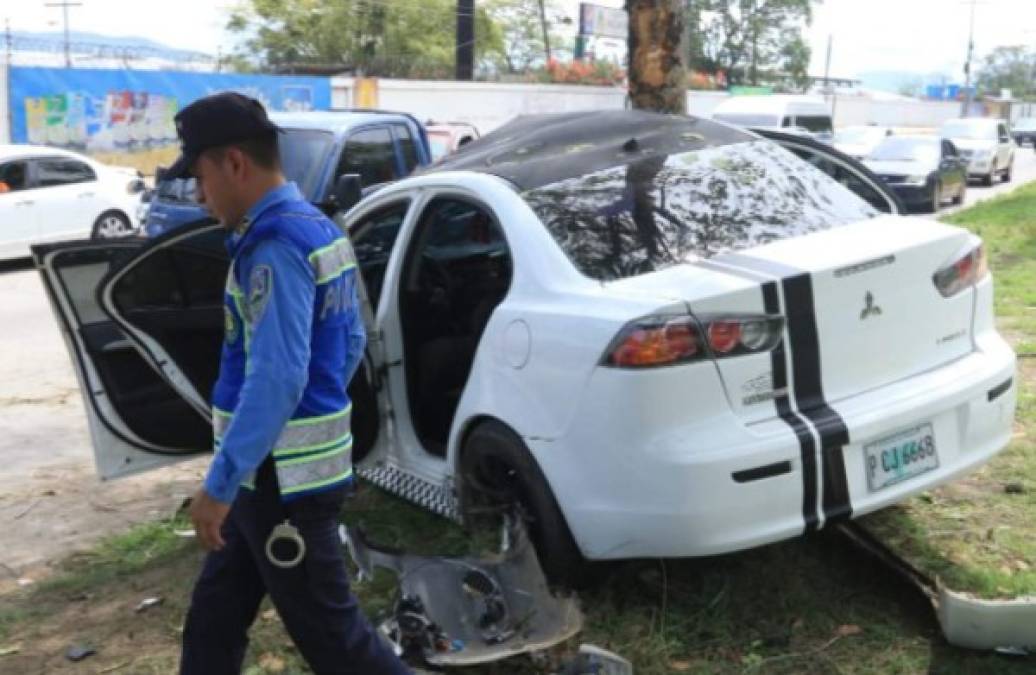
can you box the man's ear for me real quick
[226,146,249,179]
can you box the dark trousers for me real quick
[180,479,410,674]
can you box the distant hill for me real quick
[11,30,212,62]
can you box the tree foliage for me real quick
[685,0,817,87]
[483,0,566,74]
[977,46,1036,100]
[226,0,503,78]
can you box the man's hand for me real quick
[190,488,231,551]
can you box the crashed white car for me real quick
[34,111,1016,584]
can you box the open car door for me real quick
[33,219,389,481]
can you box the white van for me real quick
[711,95,834,142]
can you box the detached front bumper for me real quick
[541,329,1016,561]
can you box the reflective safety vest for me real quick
[212,197,361,500]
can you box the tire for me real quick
[1002,160,1013,183]
[981,169,994,187]
[953,181,966,206]
[459,420,587,588]
[91,210,134,239]
[926,182,941,213]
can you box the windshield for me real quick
[523,140,878,281]
[713,113,782,128]
[867,137,939,162]
[278,128,334,199]
[428,133,451,161]
[941,119,996,141]
[835,127,886,145]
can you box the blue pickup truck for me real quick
[144,109,431,237]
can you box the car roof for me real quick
[420,110,753,191]
[713,95,830,115]
[269,110,417,136]
[0,144,88,162]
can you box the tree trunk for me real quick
[627,0,687,113]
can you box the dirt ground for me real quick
[0,267,208,594]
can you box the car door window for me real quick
[0,160,29,192]
[392,124,420,174]
[34,158,97,187]
[941,140,958,157]
[350,201,410,311]
[998,124,1010,143]
[337,127,397,188]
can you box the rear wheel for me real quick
[952,180,966,206]
[926,181,941,213]
[459,420,587,588]
[981,169,995,187]
[1002,160,1013,183]
[91,210,134,239]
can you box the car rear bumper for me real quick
[888,183,934,207]
[541,329,1016,561]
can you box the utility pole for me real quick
[961,0,977,117]
[44,1,82,68]
[627,0,686,113]
[537,0,552,63]
[455,0,474,80]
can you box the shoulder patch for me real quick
[248,264,273,325]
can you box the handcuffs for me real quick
[265,519,307,569]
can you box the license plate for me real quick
[864,424,939,492]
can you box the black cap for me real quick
[166,92,281,179]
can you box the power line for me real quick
[43,0,82,68]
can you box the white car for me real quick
[33,111,1015,585]
[939,118,1015,185]
[0,145,144,261]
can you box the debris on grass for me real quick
[65,643,96,662]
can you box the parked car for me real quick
[144,110,432,237]
[0,145,145,260]
[711,95,834,142]
[34,110,1015,585]
[833,125,893,160]
[1012,117,1036,146]
[862,135,967,212]
[425,121,480,162]
[939,117,1014,185]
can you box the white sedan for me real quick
[32,111,1015,586]
[0,145,145,260]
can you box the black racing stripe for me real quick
[763,281,819,533]
[781,274,853,524]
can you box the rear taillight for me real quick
[933,242,988,297]
[604,314,783,368]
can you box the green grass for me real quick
[852,182,1036,600]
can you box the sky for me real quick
[4,0,1036,81]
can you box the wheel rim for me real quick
[96,215,130,238]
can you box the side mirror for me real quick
[333,173,363,212]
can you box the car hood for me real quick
[862,159,932,176]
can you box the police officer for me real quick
[170,92,409,675]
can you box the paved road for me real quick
[944,146,1036,215]
[0,268,205,587]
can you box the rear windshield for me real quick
[941,119,996,140]
[795,115,832,133]
[868,136,939,162]
[523,140,878,282]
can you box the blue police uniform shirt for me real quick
[204,182,366,504]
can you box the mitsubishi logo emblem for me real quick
[860,291,882,320]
